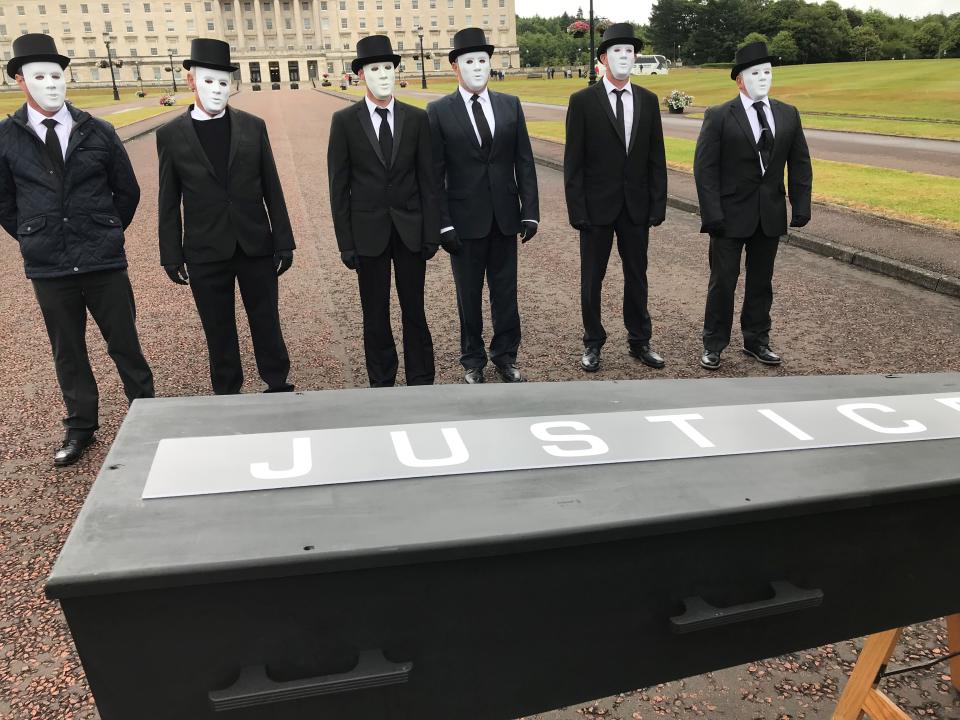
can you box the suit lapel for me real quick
[593,80,623,147]
[488,90,503,156]
[769,99,786,160]
[451,90,482,152]
[177,110,219,179]
[627,85,642,155]
[227,106,242,171]
[357,100,386,168]
[391,100,405,167]
[730,98,757,151]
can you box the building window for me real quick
[67,48,75,56]
[166,20,175,30]
[83,21,92,32]
[358,17,365,28]
[246,18,253,29]
[164,2,172,11]
[38,4,47,15]
[150,46,158,54]
[376,16,383,27]
[265,18,273,28]
[320,0,327,8]
[80,3,88,12]
[499,14,505,25]
[463,0,469,6]
[90,68,100,80]
[430,16,437,26]
[146,19,154,30]
[340,18,346,28]
[184,1,192,10]
[16,6,25,15]
[501,54,508,67]
[129,47,137,55]
[153,66,161,78]
[87,48,96,57]
[126,20,133,30]
[499,0,504,6]
[204,1,212,10]
[244,1,251,9]
[394,16,400,26]
[357,0,363,7]
[465,14,471,23]
[207,20,214,29]
[226,19,234,29]
[249,61,261,82]
[433,58,440,69]
[284,17,292,28]
[60,3,68,12]
[447,15,453,24]
[397,39,403,49]
[429,0,435,6]
[143,2,151,11]
[482,0,487,6]
[412,15,419,25]
[303,17,311,28]
[62,22,70,32]
[411,0,417,7]
[186,18,195,30]
[41,22,49,33]
[104,20,112,31]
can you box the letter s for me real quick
[530,421,609,457]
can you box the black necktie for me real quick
[470,94,493,152]
[612,89,627,148]
[41,118,65,176]
[375,107,392,167]
[753,101,773,173]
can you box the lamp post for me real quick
[135,61,145,94]
[587,0,596,85]
[416,25,427,89]
[167,50,179,92]
[103,34,120,101]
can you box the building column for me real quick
[292,0,305,49]
[311,0,322,49]
[253,0,266,51]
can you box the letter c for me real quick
[837,403,926,435]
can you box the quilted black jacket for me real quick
[0,103,140,279]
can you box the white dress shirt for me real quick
[190,104,226,121]
[739,93,776,173]
[27,103,73,160]
[365,95,395,136]
[458,85,495,145]
[602,75,633,150]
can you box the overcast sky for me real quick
[515,0,957,24]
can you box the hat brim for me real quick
[183,59,240,73]
[596,38,642,62]
[731,56,774,80]
[7,53,70,80]
[448,44,495,64]
[352,53,403,76]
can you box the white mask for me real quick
[193,66,231,115]
[456,50,491,93]
[363,61,396,100]
[21,61,67,113]
[603,44,635,82]
[740,62,773,102]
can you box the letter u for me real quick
[390,428,470,468]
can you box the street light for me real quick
[587,0,596,85]
[415,25,427,89]
[166,50,180,93]
[134,61,145,95]
[102,34,120,101]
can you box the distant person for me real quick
[157,39,296,395]
[328,35,439,387]
[564,23,667,374]
[427,27,539,384]
[694,41,812,370]
[0,34,154,466]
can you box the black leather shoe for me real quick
[580,347,600,373]
[54,436,94,467]
[743,345,782,365]
[700,349,721,370]
[494,363,523,383]
[630,345,666,369]
[464,367,485,384]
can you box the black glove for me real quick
[648,216,665,228]
[275,249,293,276]
[520,220,538,243]
[701,220,726,237]
[440,229,463,255]
[790,215,810,228]
[340,250,359,271]
[422,244,439,261]
[572,221,591,232]
[164,263,189,285]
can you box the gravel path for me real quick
[1,88,958,720]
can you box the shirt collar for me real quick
[602,75,632,96]
[190,103,227,121]
[740,93,770,112]
[27,102,72,131]
[459,85,490,105]
[365,95,395,119]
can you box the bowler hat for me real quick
[352,35,402,75]
[596,23,643,62]
[448,27,495,64]
[6,33,70,79]
[182,38,239,73]
[731,41,774,80]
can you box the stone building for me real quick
[0,0,520,86]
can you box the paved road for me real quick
[399,88,960,177]
[2,88,958,720]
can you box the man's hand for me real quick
[164,264,189,285]
[340,250,359,271]
[648,216,665,228]
[275,249,293,276]
[520,221,538,243]
[422,244,439,261]
[790,215,810,228]
[440,229,463,256]
[572,221,591,232]
[701,220,726,237]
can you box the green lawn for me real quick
[524,119,960,232]
[100,104,180,128]
[0,87,177,115]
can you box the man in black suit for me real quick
[157,39,295,395]
[328,35,439,388]
[694,41,812,370]
[427,27,539,384]
[564,23,668,374]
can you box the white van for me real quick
[632,55,670,75]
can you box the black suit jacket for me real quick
[426,89,539,240]
[327,99,439,256]
[564,81,667,228]
[694,97,812,238]
[156,106,295,266]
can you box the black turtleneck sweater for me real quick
[191,111,231,186]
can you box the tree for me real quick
[739,32,769,49]
[769,30,800,64]
[915,21,945,57]
[782,4,848,63]
[648,0,696,57]
[942,19,960,58]
[850,25,883,61]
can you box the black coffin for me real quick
[46,374,960,719]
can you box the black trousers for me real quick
[32,269,154,440]
[187,249,292,395]
[580,210,652,351]
[357,227,434,388]
[702,226,780,353]
[450,228,521,370]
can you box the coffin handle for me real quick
[669,580,823,634]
